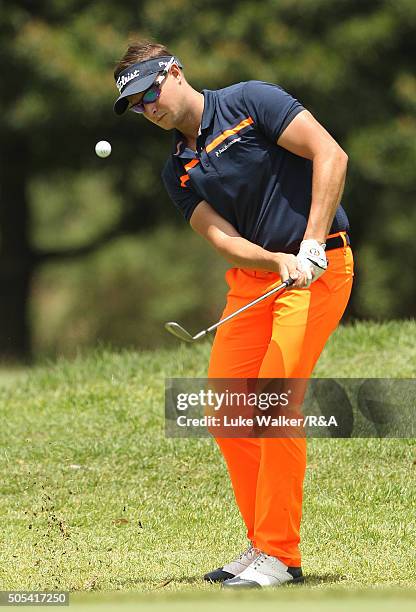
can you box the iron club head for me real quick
[164,280,293,343]
[164,322,196,343]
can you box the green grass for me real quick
[0,320,415,608]
[69,588,416,611]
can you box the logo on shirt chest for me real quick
[214,137,242,157]
[179,117,254,188]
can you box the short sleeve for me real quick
[161,158,202,222]
[242,80,305,142]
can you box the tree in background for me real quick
[1,0,166,360]
[1,0,415,361]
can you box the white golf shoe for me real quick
[204,543,260,583]
[222,551,304,588]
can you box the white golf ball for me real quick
[95,140,111,158]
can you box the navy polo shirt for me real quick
[162,80,349,254]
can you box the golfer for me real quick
[113,41,354,589]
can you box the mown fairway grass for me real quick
[0,320,415,610]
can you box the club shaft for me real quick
[204,279,293,335]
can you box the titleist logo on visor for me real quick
[116,69,140,92]
[116,60,173,93]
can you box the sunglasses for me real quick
[129,56,175,114]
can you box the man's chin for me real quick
[158,115,175,130]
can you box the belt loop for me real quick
[340,232,347,248]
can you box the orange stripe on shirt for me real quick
[180,174,190,188]
[205,117,254,153]
[184,159,200,172]
[180,159,200,188]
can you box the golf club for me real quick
[165,277,295,343]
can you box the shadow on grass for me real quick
[112,576,202,589]
[112,573,344,590]
[302,573,345,586]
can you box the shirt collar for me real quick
[200,89,216,130]
[171,89,216,158]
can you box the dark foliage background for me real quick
[1,0,415,361]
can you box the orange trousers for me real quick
[207,244,354,567]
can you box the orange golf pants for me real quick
[207,244,354,567]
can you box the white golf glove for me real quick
[296,239,328,287]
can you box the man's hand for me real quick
[274,253,309,289]
[296,239,328,287]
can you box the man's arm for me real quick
[277,109,348,243]
[190,201,307,287]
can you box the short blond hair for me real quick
[114,40,175,79]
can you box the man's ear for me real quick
[171,64,182,81]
